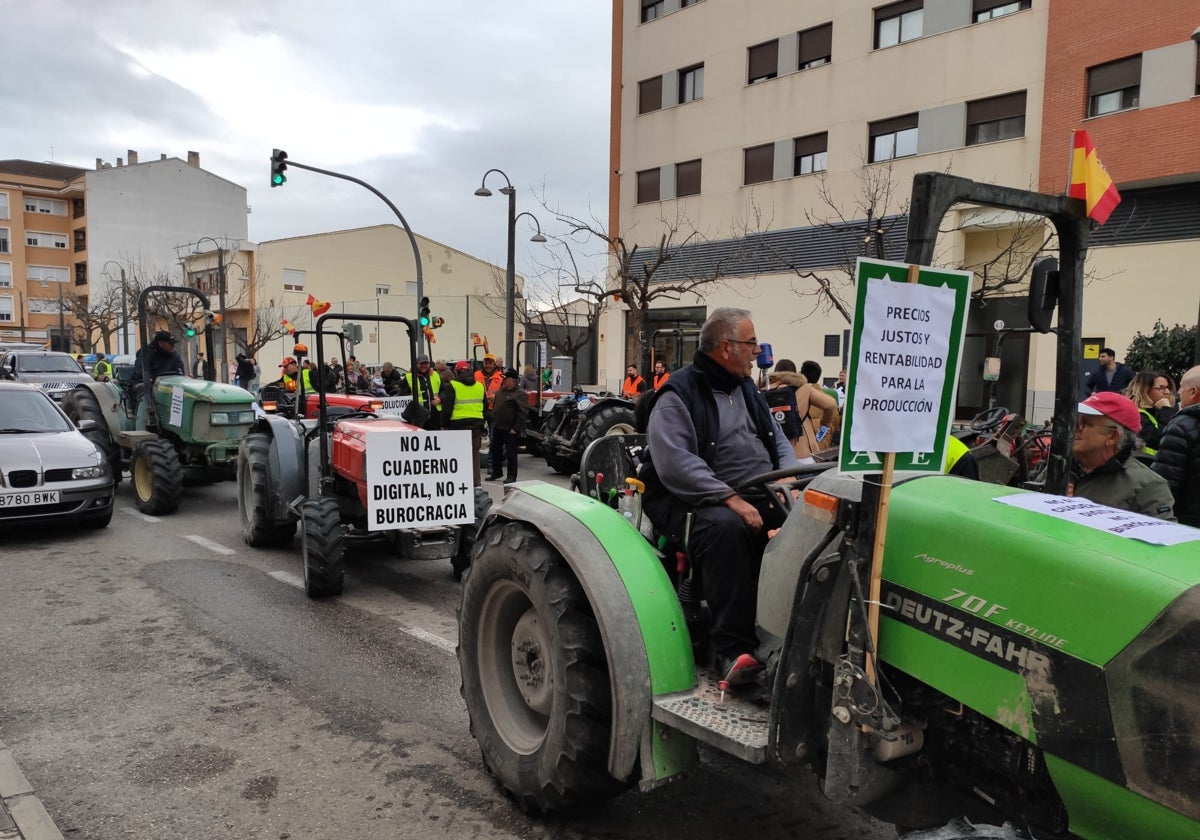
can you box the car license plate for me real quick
[0,490,60,507]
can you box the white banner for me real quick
[849,278,957,454]
[364,430,474,531]
[376,395,412,416]
[169,386,184,426]
[995,493,1200,546]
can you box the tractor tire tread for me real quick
[239,432,296,547]
[132,437,183,515]
[302,497,345,598]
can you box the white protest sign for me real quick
[376,395,412,416]
[365,430,475,532]
[995,493,1200,546]
[169,386,185,426]
[538,340,549,367]
[850,279,957,454]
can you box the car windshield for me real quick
[18,355,83,373]
[0,390,74,433]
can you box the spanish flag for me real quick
[281,318,295,335]
[306,293,332,317]
[1068,130,1120,225]
[423,326,436,345]
[471,333,489,352]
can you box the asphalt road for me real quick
[0,453,896,840]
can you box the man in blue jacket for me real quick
[1085,347,1134,395]
[641,307,797,689]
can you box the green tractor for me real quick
[63,286,257,515]
[455,174,1200,838]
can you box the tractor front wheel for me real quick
[63,388,122,485]
[131,437,183,515]
[238,432,296,547]
[458,522,624,812]
[301,497,345,598]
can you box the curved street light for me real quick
[475,170,546,364]
[100,260,131,355]
[192,236,229,381]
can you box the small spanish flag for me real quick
[306,293,332,317]
[281,318,295,335]
[423,326,436,345]
[1068,130,1120,225]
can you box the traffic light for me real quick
[186,326,196,338]
[432,316,445,329]
[344,323,363,343]
[270,149,288,188]
[418,296,431,327]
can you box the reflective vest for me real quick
[406,370,442,408]
[476,369,503,408]
[652,371,669,390]
[1139,408,1159,456]
[622,375,646,399]
[301,368,314,393]
[93,359,112,379]
[449,379,485,421]
[945,435,969,473]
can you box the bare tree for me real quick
[62,284,123,353]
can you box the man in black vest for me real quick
[641,307,798,688]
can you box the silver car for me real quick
[0,349,94,402]
[0,382,115,528]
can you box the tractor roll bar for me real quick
[137,286,216,428]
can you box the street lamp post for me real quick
[193,237,229,382]
[101,260,129,355]
[475,170,546,366]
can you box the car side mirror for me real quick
[77,418,98,432]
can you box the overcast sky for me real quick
[0,0,612,288]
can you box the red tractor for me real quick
[237,314,491,595]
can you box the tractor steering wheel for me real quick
[970,406,1009,434]
[736,462,836,518]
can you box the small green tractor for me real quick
[62,286,256,515]
[455,174,1200,838]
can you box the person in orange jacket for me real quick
[652,360,670,391]
[622,364,649,399]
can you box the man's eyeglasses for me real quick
[726,339,760,351]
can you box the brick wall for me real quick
[1038,0,1200,191]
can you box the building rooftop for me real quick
[0,160,87,181]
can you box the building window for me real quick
[641,0,664,23]
[823,334,840,356]
[748,39,779,84]
[74,262,87,286]
[681,0,700,6]
[283,268,306,291]
[875,1,923,49]
[744,144,775,185]
[24,197,67,216]
[973,0,1030,22]
[637,168,661,204]
[869,114,919,162]
[679,63,704,103]
[0,263,10,288]
[966,91,1026,144]
[0,228,8,253]
[376,284,390,296]
[639,76,663,114]
[0,192,8,220]
[1087,55,1141,117]
[74,229,86,252]
[25,231,69,250]
[0,296,13,322]
[798,23,833,69]
[676,159,702,197]
[26,265,68,284]
[793,133,828,175]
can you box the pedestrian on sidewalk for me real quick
[488,368,531,484]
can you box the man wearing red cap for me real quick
[1071,392,1175,520]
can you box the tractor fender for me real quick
[70,381,126,436]
[249,416,307,519]
[481,482,694,783]
[584,395,635,414]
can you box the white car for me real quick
[0,381,115,529]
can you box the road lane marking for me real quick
[268,570,304,589]
[184,535,237,556]
[267,569,457,655]
[120,507,160,523]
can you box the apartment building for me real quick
[0,151,248,355]
[606,0,1200,418]
[250,225,519,371]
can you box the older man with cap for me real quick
[442,361,487,486]
[1152,364,1200,527]
[401,354,442,430]
[1071,391,1175,520]
[488,368,531,484]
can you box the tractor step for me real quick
[651,671,769,763]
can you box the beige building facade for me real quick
[605,0,1200,420]
[250,225,519,372]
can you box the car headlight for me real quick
[72,465,107,480]
[211,409,257,425]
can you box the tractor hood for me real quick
[878,476,1200,825]
[152,376,255,404]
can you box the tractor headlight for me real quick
[72,465,107,480]
[211,410,257,425]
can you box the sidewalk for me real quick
[0,740,62,840]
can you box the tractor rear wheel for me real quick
[63,388,122,485]
[579,405,636,451]
[131,437,183,515]
[238,432,296,547]
[301,497,345,598]
[458,522,625,812]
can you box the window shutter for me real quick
[748,39,779,82]
[637,168,661,204]
[794,133,827,157]
[870,113,918,136]
[743,145,775,184]
[1087,55,1142,97]
[639,76,663,114]
[798,23,833,65]
[875,0,923,22]
[967,91,1025,123]
[676,159,702,197]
